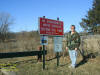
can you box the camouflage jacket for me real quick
[66,31,80,50]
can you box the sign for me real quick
[54,37,63,52]
[40,36,48,45]
[38,17,64,36]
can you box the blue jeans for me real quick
[68,50,77,67]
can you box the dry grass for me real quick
[0,33,100,75]
[0,55,100,75]
[79,35,100,56]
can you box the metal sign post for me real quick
[41,35,48,69]
[57,52,59,66]
[42,16,46,70]
[57,17,60,66]
[43,35,45,70]
[41,34,48,69]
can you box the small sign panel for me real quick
[54,37,63,52]
[40,36,48,45]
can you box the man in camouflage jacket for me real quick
[66,25,80,68]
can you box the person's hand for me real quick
[75,48,78,51]
[66,47,68,51]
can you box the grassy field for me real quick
[0,32,100,75]
[0,54,100,75]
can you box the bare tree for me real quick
[0,12,14,42]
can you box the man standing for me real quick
[66,25,80,68]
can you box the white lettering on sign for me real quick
[43,24,50,27]
[46,28,50,31]
[52,25,57,28]
[47,20,59,25]
[52,25,62,28]
[40,27,45,31]
[42,20,45,22]
[39,17,64,36]
[58,30,62,32]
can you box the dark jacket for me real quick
[66,31,80,50]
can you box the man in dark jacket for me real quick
[66,25,80,68]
